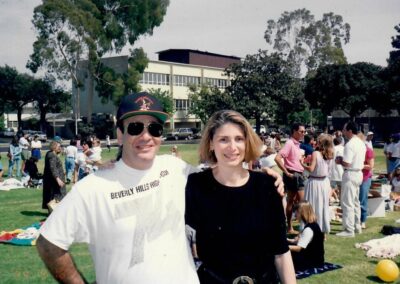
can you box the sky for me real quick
[0,0,399,75]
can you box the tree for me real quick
[31,78,71,132]
[147,88,174,115]
[264,9,350,77]
[188,85,234,125]
[384,23,400,114]
[305,63,386,120]
[28,0,170,129]
[95,48,149,107]
[0,66,37,127]
[225,50,304,132]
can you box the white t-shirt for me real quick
[343,136,366,171]
[90,146,102,162]
[392,142,400,158]
[64,145,78,158]
[259,154,277,168]
[31,140,42,149]
[19,136,30,150]
[330,145,344,181]
[40,155,199,284]
[297,227,313,249]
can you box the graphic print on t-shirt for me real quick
[113,169,182,267]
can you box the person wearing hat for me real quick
[36,92,200,283]
[365,131,374,149]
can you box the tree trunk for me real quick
[87,72,94,124]
[17,107,23,129]
[39,106,47,132]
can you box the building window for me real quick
[173,75,201,87]
[140,72,170,85]
[174,99,190,111]
[204,77,230,89]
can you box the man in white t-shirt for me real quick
[36,92,200,284]
[336,121,366,237]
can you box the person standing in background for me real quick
[64,139,78,184]
[8,136,22,178]
[106,135,111,152]
[31,135,42,160]
[365,131,374,149]
[19,132,31,172]
[330,137,344,203]
[42,141,66,214]
[358,132,375,230]
[336,122,366,237]
[275,123,306,234]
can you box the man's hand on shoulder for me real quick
[261,167,285,197]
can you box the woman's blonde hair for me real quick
[297,201,317,224]
[317,134,334,160]
[49,141,60,151]
[199,110,263,164]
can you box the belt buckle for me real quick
[232,275,254,284]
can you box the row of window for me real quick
[174,99,192,111]
[139,72,230,88]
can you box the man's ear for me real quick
[117,128,123,146]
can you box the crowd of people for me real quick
[6,91,391,283]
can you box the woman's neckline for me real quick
[211,166,250,188]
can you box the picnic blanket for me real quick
[0,222,42,246]
[296,262,343,279]
[355,234,400,259]
[0,178,25,191]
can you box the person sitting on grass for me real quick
[288,201,325,271]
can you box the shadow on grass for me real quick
[366,275,387,283]
[20,211,48,217]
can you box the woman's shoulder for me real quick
[188,168,212,181]
[249,170,276,187]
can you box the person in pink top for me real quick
[275,123,305,234]
[358,132,375,229]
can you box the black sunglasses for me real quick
[126,122,164,137]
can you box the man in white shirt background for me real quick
[336,121,366,237]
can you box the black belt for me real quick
[309,176,327,179]
[344,168,361,172]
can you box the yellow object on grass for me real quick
[376,259,399,282]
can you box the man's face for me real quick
[367,134,373,141]
[117,115,162,170]
[292,126,305,141]
[342,124,351,139]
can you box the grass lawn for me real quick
[0,145,399,283]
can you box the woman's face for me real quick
[210,122,246,168]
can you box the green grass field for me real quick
[0,145,399,283]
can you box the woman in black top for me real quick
[288,201,325,271]
[185,110,296,284]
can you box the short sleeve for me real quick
[279,139,292,159]
[185,173,199,231]
[297,227,314,249]
[40,186,89,250]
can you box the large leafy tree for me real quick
[188,85,234,125]
[264,8,350,77]
[225,50,304,131]
[147,88,174,115]
[384,23,400,114]
[305,62,386,120]
[28,0,170,128]
[0,66,36,127]
[94,48,149,107]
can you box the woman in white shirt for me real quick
[31,135,42,160]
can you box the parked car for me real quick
[166,128,193,140]
[34,131,47,142]
[25,130,47,142]
[0,128,15,137]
